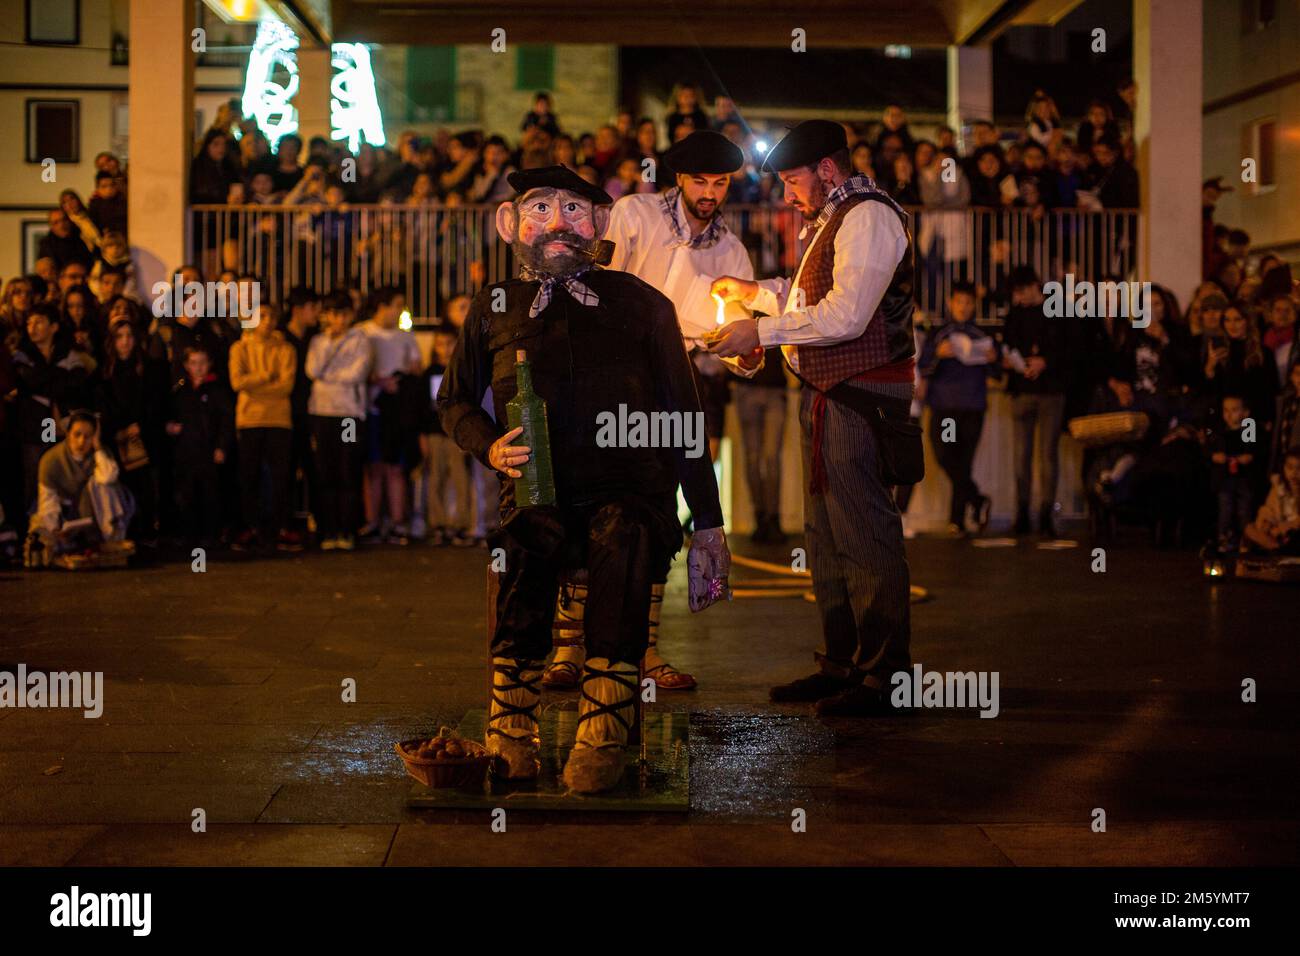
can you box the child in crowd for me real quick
[228,302,299,552]
[918,281,998,536]
[1208,394,1257,553]
[417,323,473,545]
[166,346,234,546]
[90,231,137,303]
[306,291,372,551]
[441,292,495,546]
[359,287,420,544]
[1243,450,1300,555]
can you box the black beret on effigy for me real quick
[663,130,744,174]
[507,165,613,205]
[762,119,848,172]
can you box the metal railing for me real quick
[188,203,1141,320]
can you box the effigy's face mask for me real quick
[498,188,605,278]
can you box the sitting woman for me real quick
[26,410,135,568]
[1244,449,1300,555]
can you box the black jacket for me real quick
[437,270,723,528]
[97,357,171,458]
[1001,304,1068,396]
[169,376,234,470]
[11,341,88,444]
[1085,160,1140,209]
[37,232,94,270]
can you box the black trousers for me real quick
[238,426,292,532]
[289,415,317,523]
[929,408,985,526]
[121,462,158,539]
[492,497,677,665]
[310,415,365,538]
[174,462,221,541]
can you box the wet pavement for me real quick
[1,530,1296,865]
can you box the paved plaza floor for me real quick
[1,532,1296,866]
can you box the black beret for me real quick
[663,130,744,175]
[506,165,613,206]
[762,119,848,173]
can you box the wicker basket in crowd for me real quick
[1067,411,1150,448]
[394,737,490,789]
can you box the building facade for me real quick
[1202,0,1300,265]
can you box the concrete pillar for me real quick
[128,1,194,295]
[946,45,992,150]
[296,45,333,148]
[1134,0,1203,304]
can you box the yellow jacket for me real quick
[228,330,296,430]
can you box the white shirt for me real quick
[749,200,907,374]
[307,328,373,419]
[361,320,420,410]
[605,191,755,347]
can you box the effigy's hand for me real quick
[488,426,531,478]
[687,526,731,612]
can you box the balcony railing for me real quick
[188,203,1141,321]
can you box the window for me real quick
[26,0,79,44]
[1244,118,1277,195]
[26,100,80,164]
[515,46,554,92]
[406,47,457,123]
[1241,0,1277,33]
[194,3,257,69]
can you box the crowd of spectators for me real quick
[911,252,1298,558]
[0,261,497,564]
[2,81,1297,567]
[183,86,1144,224]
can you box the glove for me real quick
[687,526,731,613]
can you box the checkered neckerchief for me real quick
[799,173,905,241]
[520,265,600,318]
[661,187,727,250]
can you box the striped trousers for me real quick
[799,380,912,685]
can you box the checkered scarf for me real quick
[520,265,600,318]
[661,187,727,250]
[800,173,905,241]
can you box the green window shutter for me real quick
[406,47,456,123]
[515,45,554,92]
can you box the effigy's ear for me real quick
[495,201,518,244]
[593,203,611,238]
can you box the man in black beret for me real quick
[437,165,731,793]
[709,119,919,717]
[533,132,756,696]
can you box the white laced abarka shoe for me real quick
[486,657,544,780]
[562,657,638,794]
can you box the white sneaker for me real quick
[320,536,339,551]
[336,534,356,551]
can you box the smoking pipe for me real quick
[580,238,615,267]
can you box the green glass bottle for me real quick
[505,349,556,507]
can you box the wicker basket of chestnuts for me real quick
[394,727,490,789]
